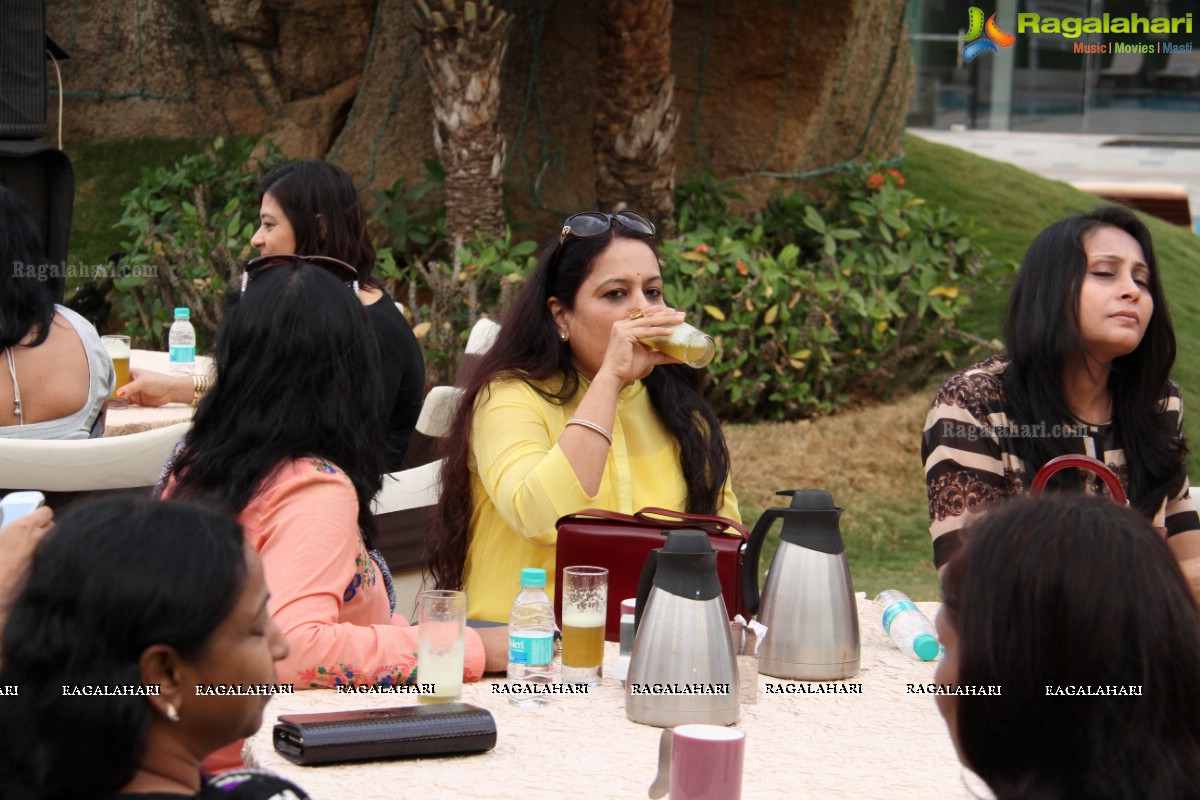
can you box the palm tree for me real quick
[593,0,679,234]
[413,0,512,246]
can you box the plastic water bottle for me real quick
[506,567,556,707]
[168,307,196,375]
[877,589,940,661]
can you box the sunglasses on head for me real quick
[240,254,360,295]
[557,211,656,246]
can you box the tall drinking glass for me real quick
[561,566,608,685]
[101,335,131,402]
[641,322,716,368]
[417,589,466,703]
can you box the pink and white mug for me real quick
[649,724,745,800]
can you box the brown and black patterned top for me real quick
[921,354,1198,568]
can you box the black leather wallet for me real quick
[273,703,497,766]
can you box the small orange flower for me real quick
[887,168,905,188]
[736,260,748,276]
[867,173,885,190]
[696,244,709,253]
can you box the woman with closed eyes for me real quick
[921,206,1200,599]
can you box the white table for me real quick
[244,602,972,800]
[103,350,212,437]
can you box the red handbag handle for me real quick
[558,508,643,526]
[634,506,750,539]
[1030,455,1127,505]
[558,507,748,539]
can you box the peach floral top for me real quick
[179,457,485,774]
[238,457,486,688]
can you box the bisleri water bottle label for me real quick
[170,345,195,363]
[882,600,918,633]
[509,633,554,666]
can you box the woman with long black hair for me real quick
[164,260,506,770]
[922,206,1200,597]
[426,211,739,621]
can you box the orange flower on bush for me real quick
[736,260,748,276]
[887,168,905,188]
[696,244,710,253]
[866,173,885,190]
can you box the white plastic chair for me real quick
[0,421,190,492]
[454,317,502,387]
[372,458,443,620]
[414,385,463,440]
[375,318,504,614]
[465,317,501,356]
[402,317,502,469]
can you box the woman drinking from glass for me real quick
[426,211,739,621]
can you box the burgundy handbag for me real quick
[554,507,750,642]
[1030,454,1168,539]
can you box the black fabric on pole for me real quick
[0,141,75,303]
[0,0,47,139]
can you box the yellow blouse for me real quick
[463,376,740,621]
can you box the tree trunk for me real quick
[594,0,679,235]
[414,0,511,245]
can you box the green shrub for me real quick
[113,137,286,349]
[369,159,448,289]
[674,171,747,235]
[381,228,537,386]
[660,165,999,421]
[112,138,995,419]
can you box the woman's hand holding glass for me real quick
[597,306,686,386]
[118,368,195,406]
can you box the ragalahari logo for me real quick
[962,7,1016,63]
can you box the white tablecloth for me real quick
[244,601,971,800]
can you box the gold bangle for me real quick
[190,373,212,407]
[566,417,613,444]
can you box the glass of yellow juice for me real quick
[561,566,608,685]
[101,335,131,402]
[417,589,466,703]
[640,321,716,368]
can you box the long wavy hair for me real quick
[168,261,385,543]
[942,494,1200,799]
[0,185,56,349]
[1003,206,1184,517]
[426,222,731,590]
[258,159,381,290]
[0,496,248,800]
